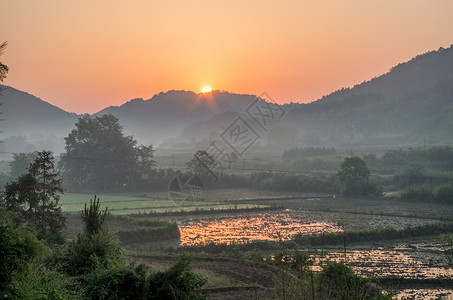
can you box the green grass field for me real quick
[60,193,267,215]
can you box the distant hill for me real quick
[0,85,77,134]
[317,45,453,103]
[96,90,262,144]
[0,85,78,153]
[0,86,266,153]
[1,44,452,154]
[279,45,453,149]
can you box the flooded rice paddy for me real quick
[311,249,451,279]
[178,213,452,299]
[179,213,342,246]
[396,289,453,300]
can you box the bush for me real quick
[4,262,79,300]
[319,261,370,299]
[434,184,453,203]
[63,229,123,276]
[393,164,426,188]
[146,254,207,300]
[0,212,50,290]
[273,250,313,275]
[294,223,453,246]
[340,180,382,198]
[84,264,148,300]
[84,255,207,300]
[398,185,435,202]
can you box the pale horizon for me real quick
[2,0,453,114]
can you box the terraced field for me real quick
[63,190,453,299]
[61,193,267,215]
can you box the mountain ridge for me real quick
[316,45,453,104]
[1,44,452,153]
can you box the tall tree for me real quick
[60,114,155,191]
[338,156,370,184]
[337,156,379,197]
[186,150,218,176]
[2,151,66,240]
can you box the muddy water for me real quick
[311,250,452,279]
[308,249,452,299]
[396,289,453,300]
[179,213,342,246]
[177,212,452,299]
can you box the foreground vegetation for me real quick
[0,201,207,299]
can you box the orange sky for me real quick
[2,0,453,114]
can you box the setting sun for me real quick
[202,86,212,93]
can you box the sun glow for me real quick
[202,86,212,93]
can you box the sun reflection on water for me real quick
[179,213,342,246]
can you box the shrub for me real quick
[434,184,453,203]
[63,229,123,276]
[4,262,79,300]
[398,185,435,202]
[340,180,382,198]
[393,164,426,188]
[146,254,207,300]
[84,264,148,300]
[319,261,370,299]
[0,212,50,290]
[84,255,207,300]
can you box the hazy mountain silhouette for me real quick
[0,85,78,153]
[96,90,261,144]
[282,45,453,148]
[0,86,265,152]
[1,44,452,153]
[0,85,77,134]
[317,45,453,103]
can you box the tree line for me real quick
[3,113,452,201]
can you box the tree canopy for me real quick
[337,156,380,197]
[60,114,156,192]
[2,150,66,241]
[338,156,370,184]
[186,150,218,177]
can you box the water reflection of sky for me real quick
[179,213,342,246]
[312,250,452,279]
[396,289,453,300]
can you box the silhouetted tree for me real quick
[186,150,218,176]
[2,151,66,240]
[338,156,380,197]
[60,114,156,191]
[338,156,370,184]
